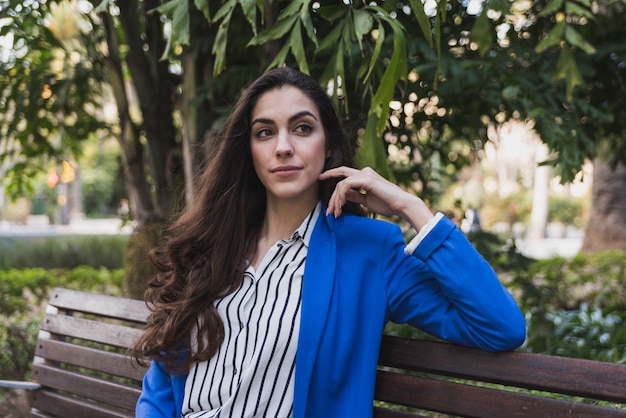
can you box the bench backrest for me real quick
[375,335,626,417]
[30,288,149,418]
[31,288,626,417]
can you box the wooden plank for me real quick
[373,406,428,418]
[41,313,144,348]
[31,390,133,418]
[375,370,626,418]
[49,287,149,323]
[35,339,147,382]
[379,335,626,403]
[32,364,141,411]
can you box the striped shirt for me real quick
[182,204,321,417]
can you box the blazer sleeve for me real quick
[385,216,526,352]
[136,360,179,417]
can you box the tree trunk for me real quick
[118,0,177,220]
[100,11,155,225]
[581,158,626,253]
[527,142,551,239]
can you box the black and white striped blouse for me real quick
[182,204,321,418]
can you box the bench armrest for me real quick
[0,380,41,390]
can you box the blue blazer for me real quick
[136,212,526,417]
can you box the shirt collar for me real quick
[289,202,321,248]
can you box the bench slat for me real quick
[373,406,428,418]
[41,312,144,348]
[49,287,149,322]
[31,390,133,418]
[375,370,626,417]
[35,339,147,382]
[379,335,626,403]
[32,364,141,411]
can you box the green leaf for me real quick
[554,48,582,99]
[248,14,298,45]
[239,0,257,35]
[354,116,395,181]
[300,7,319,48]
[564,2,595,20]
[470,11,493,56]
[289,23,309,74]
[281,0,308,18]
[487,0,511,14]
[336,44,347,111]
[370,29,405,134]
[363,23,385,83]
[502,85,520,100]
[316,5,348,21]
[407,0,433,47]
[564,26,596,54]
[319,48,339,93]
[537,0,564,17]
[194,0,211,21]
[213,0,237,22]
[212,4,236,75]
[320,46,347,111]
[353,9,374,51]
[266,41,291,70]
[535,21,566,53]
[153,0,191,45]
[316,21,344,54]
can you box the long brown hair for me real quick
[131,67,365,372]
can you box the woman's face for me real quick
[250,86,327,207]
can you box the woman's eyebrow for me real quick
[251,110,318,127]
[289,110,318,123]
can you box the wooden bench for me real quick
[0,288,149,417]
[1,288,626,417]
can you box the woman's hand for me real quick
[319,166,435,231]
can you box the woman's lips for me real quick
[271,166,301,176]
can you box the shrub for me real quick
[510,250,626,313]
[549,195,585,228]
[524,306,626,363]
[0,267,125,318]
[0,235,127,270]
[0,267,125,384]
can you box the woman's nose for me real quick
[275,130,294,156]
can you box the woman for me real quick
[132,67,525,417]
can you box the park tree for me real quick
[1,0,625,294]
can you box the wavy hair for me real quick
[131,67,365,372]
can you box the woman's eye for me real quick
[295,124,313,134]
[256,128,273,139]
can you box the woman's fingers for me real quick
[320,166,396,217]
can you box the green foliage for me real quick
[511,251,626,314]
[79,139,126,217]
[385,240,626,364]
[0,267,125,318]
[0,266,124,384]
[549,195,584,227]
[0,235,127,270]
[0,0,109,197]
[525,306,626,362]
[509,250,626,361]
[0,318,40,381]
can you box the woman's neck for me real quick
[262,197,318,242]
[249,197,318,270]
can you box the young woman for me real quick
[132,67,525,417]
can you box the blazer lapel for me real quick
[294,212,337,418]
